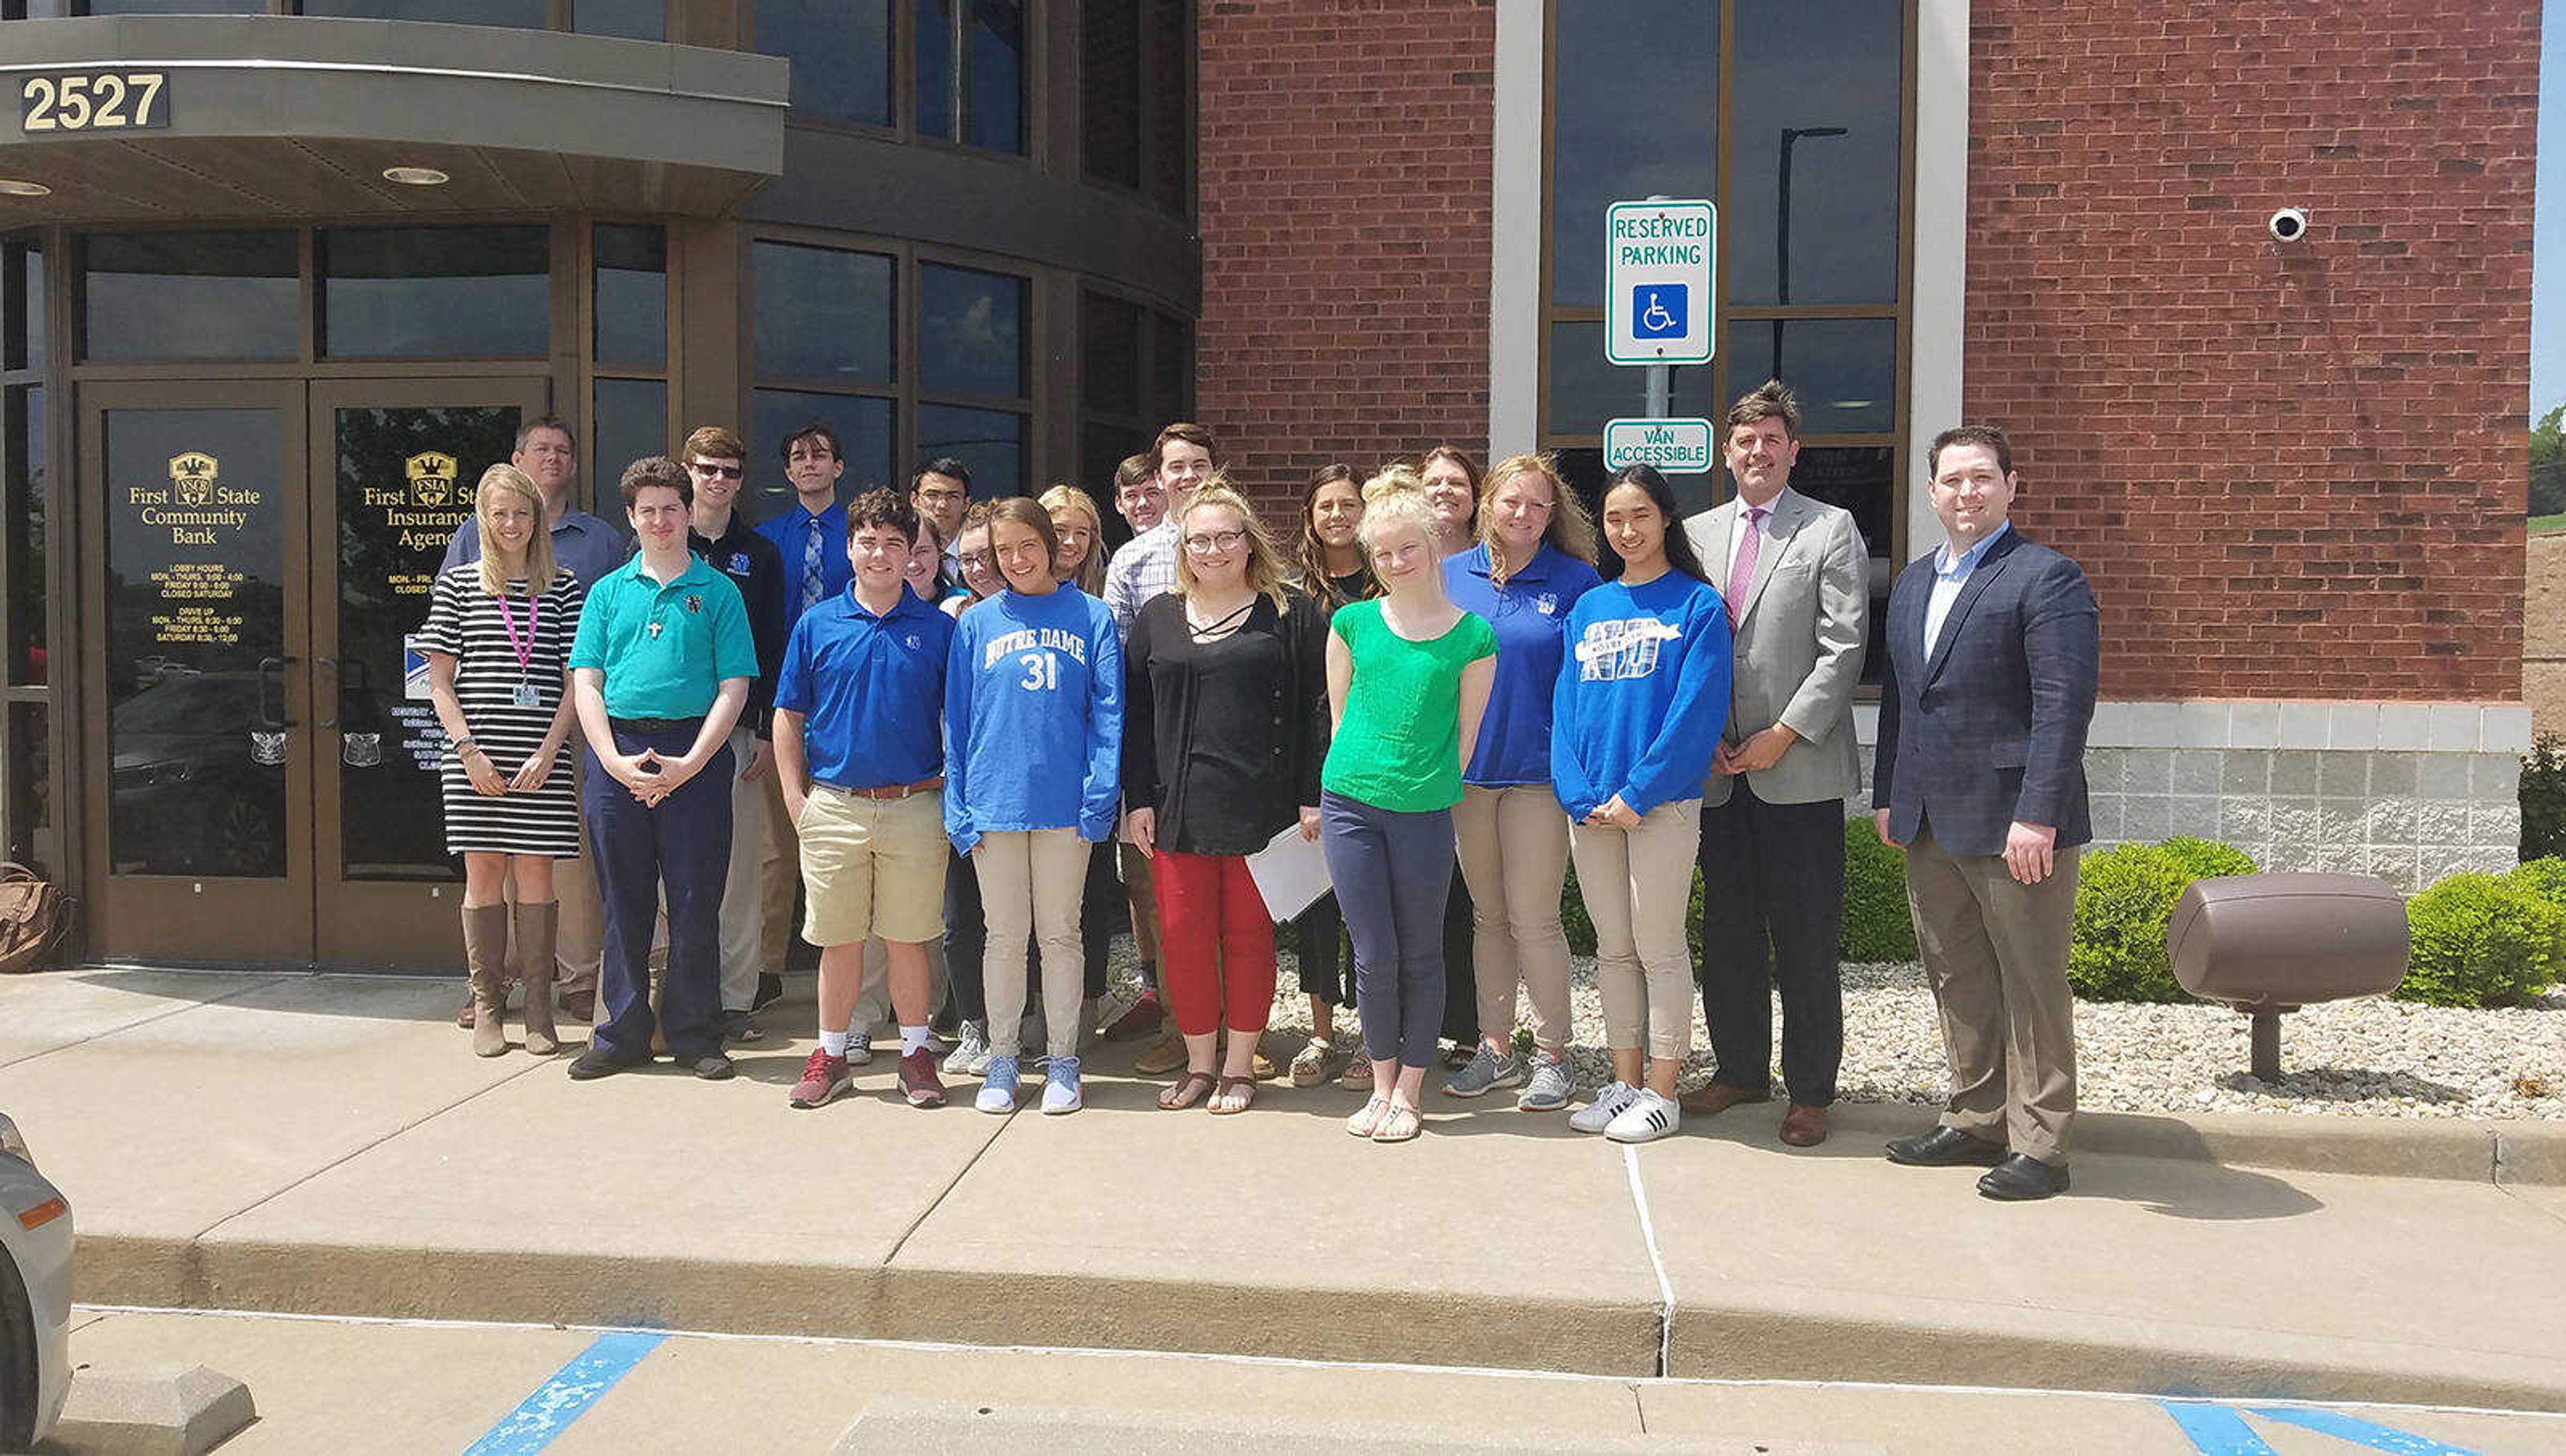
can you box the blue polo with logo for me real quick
[1443,541,1602,787]
[774,587,954,790]
[567,555,759,719]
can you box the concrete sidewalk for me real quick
[10,968,2565,1411]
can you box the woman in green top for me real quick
[1320,467,1497,1143]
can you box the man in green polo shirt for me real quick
[565,456,760,1080]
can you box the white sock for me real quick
[820,1029,848,1058]
[900,1024,932,1056]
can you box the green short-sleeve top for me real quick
[1321,598,1498,812]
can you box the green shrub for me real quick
[2505,856,2566,909]
[2522,735,2566,861]
[2403,873,2560,1007]
[2067,839,2258,1002]
[1840,817,1918,962]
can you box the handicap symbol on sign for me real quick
[1633,283,1687,339]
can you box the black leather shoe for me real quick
[688,1051,737,1081]
[567,1045,644,1081]
[1977,1153,2070,1201]
[1884,1126,2008,1167]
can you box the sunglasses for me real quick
[688,460,745,480]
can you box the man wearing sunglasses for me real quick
[684,426,789,1044]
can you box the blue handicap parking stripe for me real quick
[2248,1407,2482,1455]
[2160,1403,2281,1455]
[461,1330,666,1456]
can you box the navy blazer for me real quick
[1872,528,2100,857]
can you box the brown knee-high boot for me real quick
[463,902,511,1057]
[515,900,561,1056]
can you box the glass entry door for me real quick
[80,383,314,962]
[308,380,547,967]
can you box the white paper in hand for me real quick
[1246,822,1332,921]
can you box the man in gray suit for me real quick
[1679,382,1869,1148]
[1873,424,2098,1201]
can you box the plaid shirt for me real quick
[1103,518,1179,640]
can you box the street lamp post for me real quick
[1774,125,1847,376]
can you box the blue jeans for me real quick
[1320,790,1455,1069]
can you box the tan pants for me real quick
[1902,825,2080,1164]
[1452,783,1573,1050]
[716,725,767,1012]
[973,828,1090,1060]
[759,770,798,973]
[1569,798,1701,1060]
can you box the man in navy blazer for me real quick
[1871,424,2098,1201]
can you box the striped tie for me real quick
[1724,506,1765,626]
[801,519,824,610]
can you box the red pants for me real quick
[1151,850,1277,1037]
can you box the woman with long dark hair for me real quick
[1286,463,1371,1086]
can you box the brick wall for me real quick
[1195,0,1496,513]
[1965,3,2536,702]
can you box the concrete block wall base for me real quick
[52,1364,255,1456]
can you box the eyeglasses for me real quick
[960,551,994,571]
[688,460,744,480]
[916,488,968,506]
[1182,529,1248,555]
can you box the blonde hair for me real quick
[1173,480,1290,612]
[1356,464,1441,555]
[1038,482,1107,595]
[474,464,558,598]
[1479,453,1598,587]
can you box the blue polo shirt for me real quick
[1443,541,1601,786]
[567,555,760,719]
[774,587,954,790]
[756,500,855,629]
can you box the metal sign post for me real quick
[1606,194,1715,471]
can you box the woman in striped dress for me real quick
[421,463,587,1058]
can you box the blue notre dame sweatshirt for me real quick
[944,585,1124,853]
[1550,571,1733,822]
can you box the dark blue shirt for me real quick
[756,501,854,629]
[1442,541,1602,786]
[443,508,629,591]
[774,587,953,790]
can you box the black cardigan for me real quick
[1123,589,1330,855]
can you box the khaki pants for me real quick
[1452,783,1574,1051]
[973,828,1091,1060]
[759,770,799,973]
[716,726,767,1013]
[1569,799,1701,1061]
[1902,825,2080,1164]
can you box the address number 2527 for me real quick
[20,71,170,134]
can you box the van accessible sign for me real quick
[1603,418,1715,474]
[1605,198,1715,366]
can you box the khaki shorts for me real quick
[797,784,948,947]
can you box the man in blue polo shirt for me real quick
[566,456,760,1081]
[773,488,958,1111]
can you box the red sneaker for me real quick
[788,1048,851,1109]
[1105,991,1162,1040]
[898,1048,948,1108]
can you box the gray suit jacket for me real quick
[1681,488,1868,807]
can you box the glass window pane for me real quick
[1144,0,1187,210]
[966,0,1024,153]
[3,240,38,372]
[756,0,893,126]
[1546,319,1717,438]
[320,225,549,359]
[1081,293,1140,418]
[1727,0,1904,307]
[85,0,263,12]
[918,404,1022,499]
[753,241,895,384]
[303,0,546,25]
[6,702,49,877]
[1550,0,1713,308]
[920,263,1025,399]
[1081,0,1141,187]
[1150,312,1190,423]
[1784,442,1893,579]
[1720,317,1896,434]
[594,377,668,488]
[592,224,666,366]
[750,388,894,521]
[80,230,299,361]
[573,0,661,38]
[915,0,954,140]
[1081,420,1137,536]
[7,387,42,685]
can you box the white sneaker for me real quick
[1569,1080,1642,1134]
[1605,1088,1682,1144]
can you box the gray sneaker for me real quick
[942,1020,991,1077]
[1516,1050,1573,1111]
[844,1028,875,1066]
[1442,1042,1524,1099]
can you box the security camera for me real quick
[2268,208,2309,243]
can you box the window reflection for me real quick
[3,241,37,372]
[6,702,47,878]
[919,403,1023,499]
[756,0,894,127]
[80,231,299,361]
[593,225,666,368]
[1721,318,1896,434]
[966,0,1025,152]
[1549,0,1713,307]
[752,242,895,384]
[5,386,41,686]
[86,0,263,13]
[920,263,1026,400]
[1081,294,1141,418]
[750,388,894,519]
[320,226,548,359]
[593,378,668,490]
[1727,0,1903,306]
[303,0,547,25]
[1081,1,1141,188]
[572,0,662,39]
[1546,319,1717,438]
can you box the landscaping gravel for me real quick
[1093,945,2566,1121]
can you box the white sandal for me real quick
[1344,1095,1391,1137]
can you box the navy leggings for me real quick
[1320,790,1457,1068]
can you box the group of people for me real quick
[420,381,2101,1201]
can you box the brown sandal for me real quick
[1158,1070,1216,1111]
[1208,1075,1257,1115]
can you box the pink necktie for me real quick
[1724,506,1765,625]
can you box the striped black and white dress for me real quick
[420,564,585,857]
